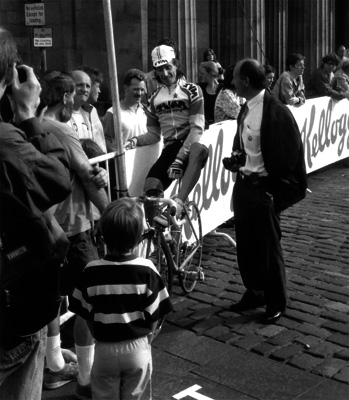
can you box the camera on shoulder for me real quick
[222,150,246,172]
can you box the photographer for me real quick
[226,59,307,324]
[0,28,71,400]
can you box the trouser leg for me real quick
[233,176,287,310]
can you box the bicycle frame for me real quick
[136,195,203,294]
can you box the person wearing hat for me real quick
[310,53,347,100]
[125,44,208,223]
[143,37,186,103]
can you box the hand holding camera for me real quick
[6,64,42,125]
[222,150,246,172]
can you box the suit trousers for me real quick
[233,172,287,311]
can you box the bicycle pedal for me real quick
[182,268,204,281]
[182,271,197,280]
[197,269,205,281]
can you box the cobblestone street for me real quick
[44,160,349,400]
[166,160,349,386]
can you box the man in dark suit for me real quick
[228,58,307,324]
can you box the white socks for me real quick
[45,334,65,372]
[75,344,95,386]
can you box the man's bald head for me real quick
[233,58,267,100]
[70,70,91,109]
[238,59,266,89]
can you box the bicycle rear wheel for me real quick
[177,201,203,294]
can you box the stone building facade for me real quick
[0,0,348,114]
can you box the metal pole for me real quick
[40,48,47,73]
[102,0,128,198]
[40,0,47,73]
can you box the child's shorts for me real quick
[91,335,152,400]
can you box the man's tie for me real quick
[238,103,249,150]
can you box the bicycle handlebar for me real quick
[144,196,177,216]
[134,195,185,226]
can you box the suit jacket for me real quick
[233,90,307,211]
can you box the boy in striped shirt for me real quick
[69,198,172,399]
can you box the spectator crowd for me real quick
[0,26,348,400]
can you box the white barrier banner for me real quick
[125,142,161,197]
[289,97,349,173]
[125,121,236,238]
[165,121,236,237]
[123,97,349,237]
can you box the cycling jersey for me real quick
[136,81,205,162]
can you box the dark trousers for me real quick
[145,139,189,193]
[233,173,287,310]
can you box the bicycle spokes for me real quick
[177,201,203,293]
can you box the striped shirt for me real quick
[69,254,173,342]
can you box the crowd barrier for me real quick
[60,96,348,325]
[124,96,349,238]
[289,97,349,173]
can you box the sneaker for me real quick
[43,362,78,389]
[74,380,92,399]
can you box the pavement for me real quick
[42,160,349,400]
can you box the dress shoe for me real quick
[261,308,286,324]
[229,291,265,312]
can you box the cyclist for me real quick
[126,45,209,223]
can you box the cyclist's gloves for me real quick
[168,159,184,179]
[124,137,138,150]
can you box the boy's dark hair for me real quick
[123,68,145,86]
[100,198,144,255]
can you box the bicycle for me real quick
[135,195,204,339]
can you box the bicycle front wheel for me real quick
[138,229,173,341]
[139,229,173,296]
[177,201,203,294]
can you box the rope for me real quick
[238,0,269,65]
[112,188,129,194]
